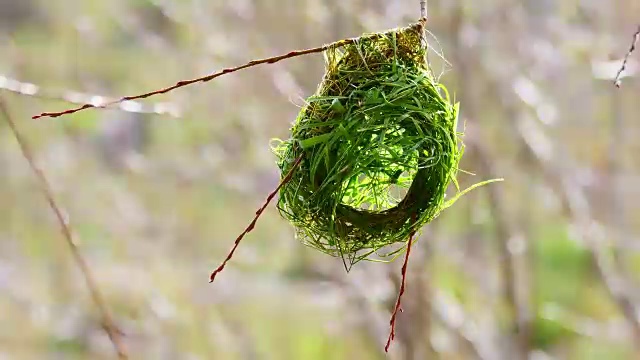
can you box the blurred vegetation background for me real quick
[1,0,639,359]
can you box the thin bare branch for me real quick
[32,39,359,120]
[0,74,181,117]
[614,25,640,88]
[385,223,417,352]
[33,21,428,121]
[0,95,128,359]
[209,155,303,283]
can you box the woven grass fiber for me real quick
[273,22,489,268]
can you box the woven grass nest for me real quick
[273,22,487,267]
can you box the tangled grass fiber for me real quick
[273,22,498,268]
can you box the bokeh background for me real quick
[1,0,639,359]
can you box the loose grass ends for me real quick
[0,95,128,359]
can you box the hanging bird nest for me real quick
[273,21,469,267]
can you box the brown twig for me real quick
[32,38,359,120]
[209,155,303,283]
[420,0,427,19]
[33,20,429,121]
[384,223,417,352]
[0,95,128,359]
[614,25,640,88]
[0,74,181,117]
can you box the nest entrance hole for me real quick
[337,127,421,212]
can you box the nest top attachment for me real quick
[273,22,463,267]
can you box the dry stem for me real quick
[384,223,417,352]
[614,25,640,88]
[209,155,303,283]
[1,73,180,117]
[0,95,127,359]
[32,38,361,120]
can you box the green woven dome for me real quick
[273,22,466,267]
